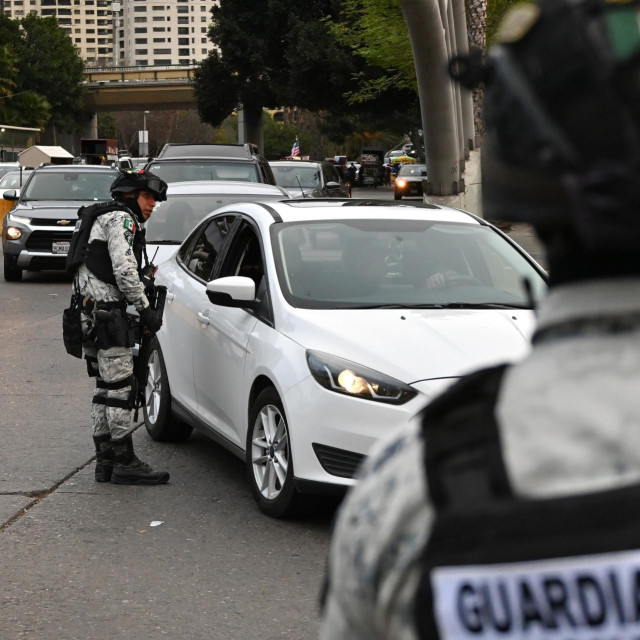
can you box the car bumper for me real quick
[3,222,72,270]
[283,375,449,490]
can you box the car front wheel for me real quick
[247,387,299,518]
[142,336,192,442]
[4,257,22,282]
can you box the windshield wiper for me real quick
[336,303,446,309]
[440,302,531,309]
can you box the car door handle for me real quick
[166,291,175,302]
[197,311,210,326]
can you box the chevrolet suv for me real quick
[144,143,277,186]
[2,164,118,281]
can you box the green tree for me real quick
[98,112,117,139]
[16,15,85,134]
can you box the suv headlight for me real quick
[306,350,417,405]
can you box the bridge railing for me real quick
[83,64,196,83]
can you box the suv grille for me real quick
[312,443,365,479]
[30,218,77,227]
[25,230,73,251]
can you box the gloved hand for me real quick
[139,305,163,334]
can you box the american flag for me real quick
[291,138,300,157]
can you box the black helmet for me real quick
[452,0,640,264]
[110,169,168,202]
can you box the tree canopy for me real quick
[193,0,420,148]
[0,14,85,133]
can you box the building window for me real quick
[178,17,188,23]
[154,58,171,65]
[134,27,147,33]
[153,27,166,32]
[178,48,189,56]
[177,6,188,13]
[135,49,148,55]
[178,38,188,45]
[201,16,206,22]
[154,48,171,54]
[201,48,207,54]
[153,37,165,43]
[201,38,206,44]
[134,5,146,11]
[134,16,146,22]
[178,27,188,34]
[135,38,147,44]
[152,16,165,21]
[137,59,148,65]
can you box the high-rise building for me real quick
[1,0,217,67]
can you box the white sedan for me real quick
[142,200,547,517]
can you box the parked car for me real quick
[141,199,547,517]
[145,180,290,264]
[394,163,428,199]
[0,162,19,181]
[0,169,32,199]
[269,160,349,198]
[145,143,277,186]
[2,165,118,281]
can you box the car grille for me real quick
[30,218,77,227]
[25,230,73,251]
[28,256,67,270]
[312,443,365,479]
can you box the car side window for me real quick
[219,222,271,321]
[182,215,235,281]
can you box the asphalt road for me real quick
[0,265,336,639]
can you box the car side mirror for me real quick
[326,181,341,190]
[3,190,17,201]
[206,276,258,310]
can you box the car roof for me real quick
[148,157,256,164]
[212,199,481,226]
[34,164,117,172]
[156,143,257,160]
[269,160,324,168]
[166,180,288,196]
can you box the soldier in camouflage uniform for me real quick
[321,1,640,638]
[69,170,170,485]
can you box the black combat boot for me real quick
[93,434,115,482]
[111,435,170,485]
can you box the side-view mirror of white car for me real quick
[206,276,257,309]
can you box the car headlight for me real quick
[6,226,22,240]
[7,213,30,225]
[306,350,417,405]
[395,179,407,188]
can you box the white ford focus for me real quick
[142,199,547,517]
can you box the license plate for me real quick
[52,241,70,255]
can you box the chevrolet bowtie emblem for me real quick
[57,220,71,225]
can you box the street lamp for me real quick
[140,110,150,157]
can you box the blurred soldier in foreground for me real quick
[320,1,640,638]
[65,170,170,485]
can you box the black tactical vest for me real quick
[66,200,145,285]
[415,364,640,640]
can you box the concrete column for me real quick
[452,0,476,154]
[85,112,98,139]
[241,104,264,154]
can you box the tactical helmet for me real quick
[452,0,640,261]
[110,169,168,202]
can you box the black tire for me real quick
[394,193,402,200]
[142,336,192,442]
[4,257,22,282]
[246,387,299,518]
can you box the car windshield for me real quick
[146,161,260,184]
[146,192,283,243]
[273,220,547,310]
[398,164,426,176]
[21,170,116,201]
[0,170,31,189]
[0,165,18,180]
[271,165,320,189]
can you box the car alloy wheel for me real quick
[142,337,192,442]
[247,387,298,517]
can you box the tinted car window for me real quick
[0,170,32,189]
[146,161,260,184]
[271,165,321,189]
[146,192,286,244]
[273,220,547,310]
[22,170,116,201]
[398,164,427,177]
[184,215,235,281]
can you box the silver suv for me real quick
[2,164,118,281]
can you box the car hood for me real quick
[12,200,105,219]
[397,176,426,183]
[285,308,536,383]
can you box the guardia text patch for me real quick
[124,230,133,246]
[432,549,640,639]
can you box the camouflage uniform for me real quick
[320,280,640,640]
[75,206,149,441]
